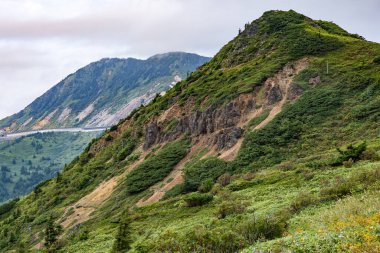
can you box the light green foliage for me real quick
[2,10,380,253]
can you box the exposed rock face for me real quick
[144,98,255,150]
[144,58,309,151]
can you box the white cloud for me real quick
[0,0,379,119]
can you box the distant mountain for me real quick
[0,52,210,132]
[4,10,380,253]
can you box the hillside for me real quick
[0,52,210,132]
[0,131,101,203]
[1,10,380,252]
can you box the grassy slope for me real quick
[1,10,380,252]
[0,132,101,203]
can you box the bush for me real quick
[237,210,289,244]
[373,56,380,64]
[343,158,354,168]
[184,193,213,207]
[105,135,113,142]
[117,141,136,161]
[277,161,295,171]
[290,192,317,213]
[217,201,247,219]
[320,176,354,200]
[217,173,231,187]
[198,179,214,193]
[332,142,367,166]
[360,148,380,161]
[110,125,118,132]
[125,140,189,194]
[184,157,228,192]
[162,184,185,200]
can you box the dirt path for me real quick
[136,145,204,207]
[220,59,309,161]
[60,175,121,229]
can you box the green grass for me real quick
[2,10,380,253]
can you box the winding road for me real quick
[0,127,108,140]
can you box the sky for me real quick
[0,0,379,119]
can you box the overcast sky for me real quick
[0,0,379,119]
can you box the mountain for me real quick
[1,10,380,252]
[0,52,210,132]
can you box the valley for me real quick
[1,9,380,253]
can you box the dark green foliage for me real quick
[373,56,380,64]
[184,193,213,207]
[44,216,63,252]
[105,135,114,142]
[0,198,18,217]
[162,183,185,200]
[237,89,342,168]
[110,125,118,132]
[112,211,133,253]
[332,142,367,166]
[117,141,136,161]
[197,179,214,193]
[125,140,189,194]
[183,157,228,192]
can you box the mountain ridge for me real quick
[0,52,210,132]
[1,10,380,252]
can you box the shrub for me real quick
[117,141,136,161]
[125,140,189,194]
[0,198,18,217]
[242,172,256,181]
[343,158,354,168]
[217,201,247,219]
[162,184,185,200]
[110,125,118,132]
[360,148,380,161]
[183,157,228,192]
[237,210,289,244]
[277,161,295,171]
[184,193,213,207]
[332,142,367,166]
[198,179,214,193]
[112,211,133,253]
[320,176,354,200]
[373,56,380,64]
[105,135,114,142]
[217,173,232,187]
[290,192,318,213]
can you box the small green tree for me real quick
[112,211,133,253]
[44,216,62,252]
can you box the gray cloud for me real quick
[0,0,379,119]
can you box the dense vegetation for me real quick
[0,131,100,203]
[1,10,380,253]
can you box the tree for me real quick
[112,211,133,253]
[44,216,62,252]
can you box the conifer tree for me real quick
[112,211,132,253]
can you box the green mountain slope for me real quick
[0,131,101,203]
[1,10,380,252]
[0,52,210,132]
